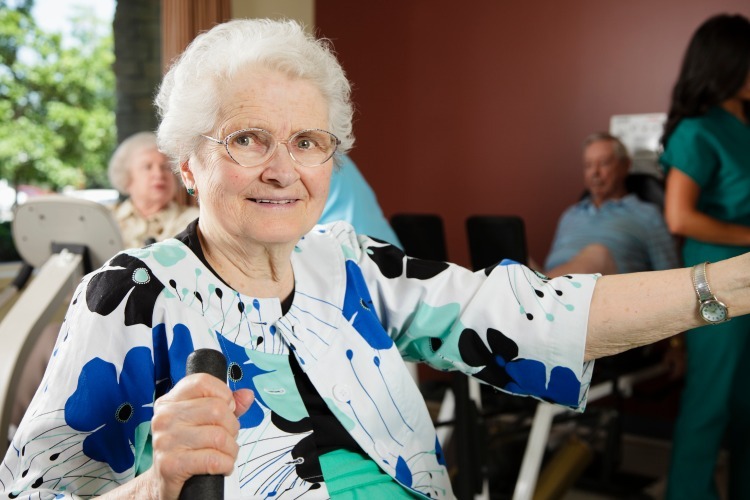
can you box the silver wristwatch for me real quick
[692,262,729,324]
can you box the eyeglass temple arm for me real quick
[201,134,223,144]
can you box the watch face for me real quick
[700,300,728,323]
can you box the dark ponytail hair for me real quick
[661,14,750,147]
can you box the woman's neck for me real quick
[131,197,169,218]
[196,224,295,300]
[721,98,747,123]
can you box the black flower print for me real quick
[86,254,165,327]
[366,243,450,280]
[458,327,581,406]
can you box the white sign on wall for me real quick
[609,113,667,178]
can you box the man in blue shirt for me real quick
[544,132,679,277]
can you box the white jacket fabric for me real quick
[0,221,596,499]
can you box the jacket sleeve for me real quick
[0,255,161,498]
[347,229,597,411]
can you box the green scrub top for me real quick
[660,105,750,265]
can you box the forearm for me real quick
[669,208,750,246]
[584,252,750,360]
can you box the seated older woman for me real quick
[109,131,198,248]
[2,18,750,499]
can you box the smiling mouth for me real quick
[251,198,296,205]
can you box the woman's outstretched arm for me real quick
[585,252,750,360]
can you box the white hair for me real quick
[155,18,354,168]
[108,131,159,194]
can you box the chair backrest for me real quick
[465,215,527,271]
[390,213,448,261]
[624,172,665,210]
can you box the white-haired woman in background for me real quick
[109,131,198,248]
[2,18,750,500]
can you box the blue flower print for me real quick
[458,327,580,407]
[343,261,393,350]
[152,323,196,399]
[435,436,446,466]
[86,254,165,327]
[395,456,413,487]
[216,333,269,429]
[64,347,155,473]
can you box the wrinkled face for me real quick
[126,146,176,209]
[582,139,629,206]
[185,67,333,247]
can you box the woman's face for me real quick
[185,67,333,247]
[127,146,177,210]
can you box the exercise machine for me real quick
[0,195,122,454]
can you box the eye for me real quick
[232,131,262,148]
[294,135,318,151]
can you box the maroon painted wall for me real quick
[315,1,750,268]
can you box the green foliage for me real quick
[0,0,115,190]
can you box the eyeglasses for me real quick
[202,128,340,168]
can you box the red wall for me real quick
[315,1,750,268]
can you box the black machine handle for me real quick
[178,349,228,500]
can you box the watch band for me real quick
[692,261,714,302]
[691,261,730,324]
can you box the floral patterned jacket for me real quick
[0,221,596,499]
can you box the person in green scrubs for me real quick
[661,13,750,500]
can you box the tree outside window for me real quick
[0,0,115,199]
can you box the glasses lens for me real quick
[288,129,339,167]
[226,129,274,167]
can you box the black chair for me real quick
[389,213,448,261]
[465,215,527,270]
[625,172,665,210]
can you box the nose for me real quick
[260,144,300,187]
[589,163,603,177]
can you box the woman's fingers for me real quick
[153,430,239,474]
[232,388,255,418]
[164,372,235,402]
[149,373,246,499]
[153,395,240,436]
[151,445,238,499]
[152,419,239,458]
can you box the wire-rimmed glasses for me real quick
[202,128,340,168]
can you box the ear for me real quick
[180,160,194,187]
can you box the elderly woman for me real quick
[2,18,750,500]
[109,131,198,248]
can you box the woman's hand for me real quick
[145,374,254,500]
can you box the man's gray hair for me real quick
[582,132,630,165]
